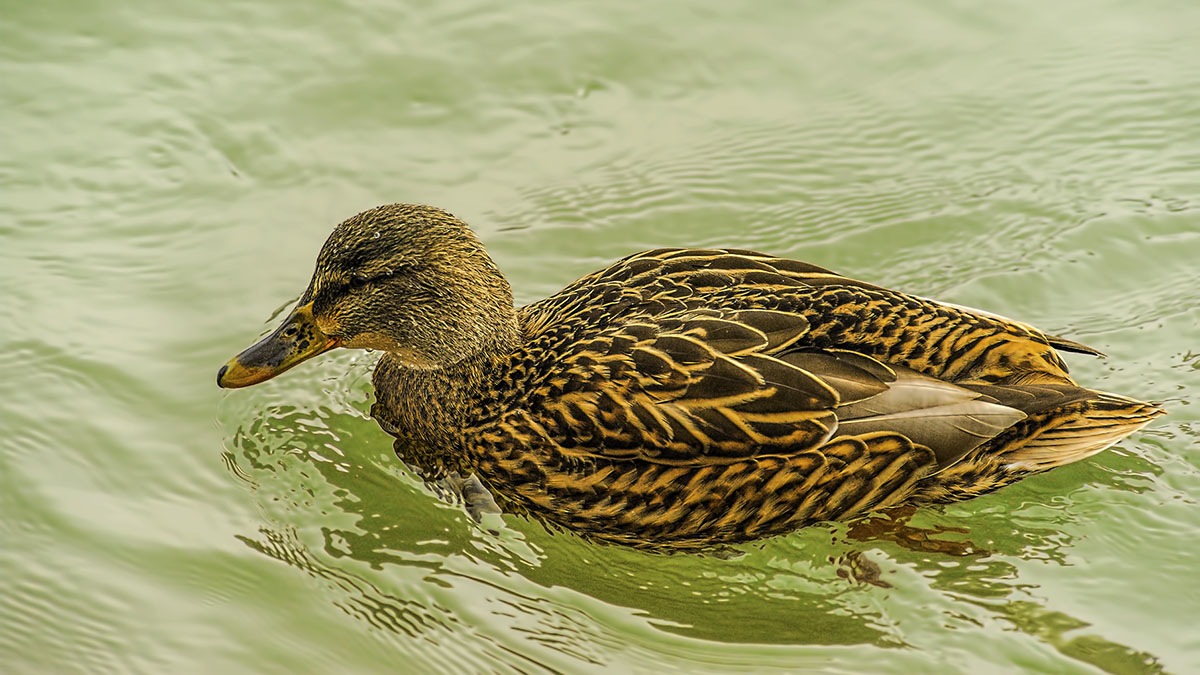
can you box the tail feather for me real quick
[1045,334,1107,358]
[1001,392,1165,471]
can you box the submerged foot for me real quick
[433,471,503,523]
[833,550,892,588]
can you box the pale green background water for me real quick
[3,0,1199,672]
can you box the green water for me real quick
[4,0,1199,672]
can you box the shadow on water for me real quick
[216,357,1166,671]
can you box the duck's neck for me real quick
[370,317,520,448]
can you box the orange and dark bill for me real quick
[217,303,339,388]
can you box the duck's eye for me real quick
[349,273,370,287]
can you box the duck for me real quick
[218,203,1165,551]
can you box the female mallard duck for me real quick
[218,204,1164,551]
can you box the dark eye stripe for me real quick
[346,264,411,291]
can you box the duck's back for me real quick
[517,247,1086,387]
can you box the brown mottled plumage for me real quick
[219,204,1165,551]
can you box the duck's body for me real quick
[219,205,1164,551]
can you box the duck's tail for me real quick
[914,388,1164,504]
[997,391,1166,472]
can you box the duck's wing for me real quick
[511,299,1028,470]
[522,306,840,464]
[506,247,1116,468]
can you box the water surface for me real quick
[3,0,1199,672]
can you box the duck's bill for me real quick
[217,302,339,388]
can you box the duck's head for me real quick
[217,204,516,388]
